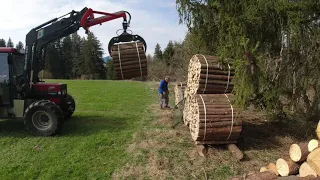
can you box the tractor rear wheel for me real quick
[63,94,75,119]
[24,100,63,136]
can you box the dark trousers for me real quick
[159,92,169,108]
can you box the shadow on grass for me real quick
[237,119,317,154]
[0,114,129,137]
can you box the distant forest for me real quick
[0,32,114,80]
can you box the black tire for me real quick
[63,94,75,119]
[24,100,63,136]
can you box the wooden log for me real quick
[186,54,234,95]
[307,148,320,176]
[308,139,320,152]
[196,145,207,157]
[276,158,300,176]
[195,140,237,145]
[268,163,280,176]
[198,121,242,128]
[290,142,309,162]
[111,42,145,50]
[316,121,320,139]
[299,162,317,178]
[227,144,244,161]
[244,171,278,180]
[112,53,147,60]
[111,48,145,56]
[113,59,147,66]
[260,167,268,172]
[114,63,147,71]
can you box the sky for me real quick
[0,0,188,57]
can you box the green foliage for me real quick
[162,41,175,66]
[154,43,163,60]
[0,39,6,47]
[15,41,24,52]
[176,0,320,120]
[6,37,14,47]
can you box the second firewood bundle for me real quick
[110,42,148,80]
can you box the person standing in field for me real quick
[158,76,170,109]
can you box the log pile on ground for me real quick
[174,82,186,106]
[231,124,320,180]
[178,54,243,158]
[110,42,147,80]
[187,94,243,145]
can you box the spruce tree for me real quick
[15,41,24,52]
[0,39,6,47]
[7,37,14,47]
[154,43,163,60]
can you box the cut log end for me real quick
[299,162,317,178]
[289,142,309,162]
[276,158,300,176]
[196,145,207,157]
[308,139,320,152]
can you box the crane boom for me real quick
[24,7,130,83]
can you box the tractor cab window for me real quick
[0,53,10,105]
[12,54,24,77]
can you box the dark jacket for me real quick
[158,80,168,94]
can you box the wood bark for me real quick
[290,142,309,162]
[276,158,300,176]
[110,42,147,80]
[308,139,320,152]
[227,144,244,161]
[196,145,207,157]
[244,171,278,180]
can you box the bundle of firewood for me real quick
[180,54,243,150]
[110,42,148,80]
[236,123,320,180]
[187,94,243,145]
[186,54,234,95]
[174,82,186,106]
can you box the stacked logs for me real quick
[174,82,186,106]
[186,54,234,95]
[110,42,148,80]
[182,54,242,147]
[237,124,320,180]
[188,94,243,145]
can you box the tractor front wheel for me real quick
[24,100,63,136]
[63,94,75,119]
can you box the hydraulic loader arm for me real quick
[24,7,129,83]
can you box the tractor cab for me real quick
[0,48,25,112]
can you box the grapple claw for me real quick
[108,31,147,55]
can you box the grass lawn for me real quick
[0,79,318,180]
[0,79,154,179]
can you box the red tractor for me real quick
[0,7,146,136]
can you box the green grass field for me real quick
[0,79,317,180]
[0,80,154,179]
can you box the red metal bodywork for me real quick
[32,83,63,104]
[0,47,19,53]
[80,8,127,33]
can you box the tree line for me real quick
[148,0,320,122]
[0,32,114,80]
